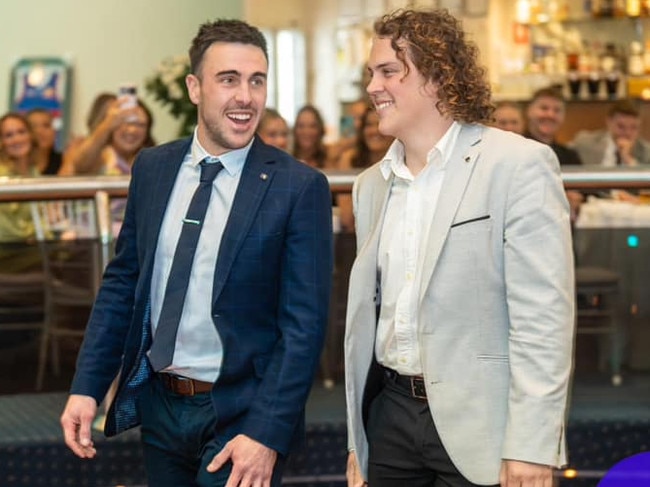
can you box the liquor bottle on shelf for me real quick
[601,42,622,98]
[593,0,616,17]
[628,41,645,76]
[626,0,642,16]
[644,40,650,74]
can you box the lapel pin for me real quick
[260,173,268,180]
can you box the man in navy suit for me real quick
[60,19,333,487]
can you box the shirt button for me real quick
[406,273,413,281]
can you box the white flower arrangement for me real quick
[145,54,197,136]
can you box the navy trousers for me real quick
[139,377,284,487]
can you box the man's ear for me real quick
[186,74,200,105]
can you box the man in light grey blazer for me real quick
[345,9,575,487]
[570,100,650,167]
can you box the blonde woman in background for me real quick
[69,97,154,176]
[63,92,117,172]
[0,113,41,270]
[257,108,290,151]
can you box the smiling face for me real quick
[526,95,565,144]
[258,116,289,151]
[293,107,324,152]
[186,41,268,156]
[111,105,149,157]
[362,109,393,154]
[27,111,56,151]
[493,105,524,134]
[0,116,33,162]
[366,36,441,143]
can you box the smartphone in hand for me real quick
[118,84,137,109]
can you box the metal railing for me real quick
[1,167,650,203]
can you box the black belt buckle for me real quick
[410,377,427,400]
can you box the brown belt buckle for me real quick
[411,377,427,399]
[175,375,195,395]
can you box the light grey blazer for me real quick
[570,129,650,166]
[344,124,576,485]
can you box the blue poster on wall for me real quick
[9,57,72,151]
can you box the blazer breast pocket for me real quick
[439,215,492,272]
[450,215,490,229]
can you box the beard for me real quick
[197,105,258,154]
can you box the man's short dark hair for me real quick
[529,86,565,105]
[608,99,640,118]
[189,19,268,77]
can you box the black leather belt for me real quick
[383,367,427,400]
[158,373,213,396]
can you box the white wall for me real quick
[0,0,242,145]
[0,0,510,148]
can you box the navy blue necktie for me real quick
[149,158,223,372]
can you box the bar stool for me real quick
[575,266,622,386]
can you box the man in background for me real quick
[525,86,583,220]
[571,100,650,167]
[525,86,582,166]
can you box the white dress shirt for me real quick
[149,131,251,382]
[376,122,461,376]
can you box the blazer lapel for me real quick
[212,138,275,302]
[142,138,192,273]
[418,124,482,303]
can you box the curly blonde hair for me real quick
[374,9,493,124]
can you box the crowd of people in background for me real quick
[2,81,650,243]
[0,11,650,485]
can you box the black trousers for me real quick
[366,373,498,487]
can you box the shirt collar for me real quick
[379,121,462,181]
[190,127,252,176]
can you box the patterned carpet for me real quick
[0,371,649,487]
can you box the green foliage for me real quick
[144,55,197,137]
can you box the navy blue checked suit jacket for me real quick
[69,136,334,456]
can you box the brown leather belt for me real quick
[383,367,427,400]
[158,373,213,396]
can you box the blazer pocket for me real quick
[450,215,490,228]
[477,354,509,363]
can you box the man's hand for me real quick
[346,451,367,487]
[615,137,638,166]
[207,434,277,487]
[60,394,98,459]
[500,459,554,487]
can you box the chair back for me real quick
[30,191,113,293]
[28,192,114,390]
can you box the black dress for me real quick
[41,149,63,175]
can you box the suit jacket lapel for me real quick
[418,124,482,304]
[212,138,275,302]
[143,138,192,271]
[360,170,393,258]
